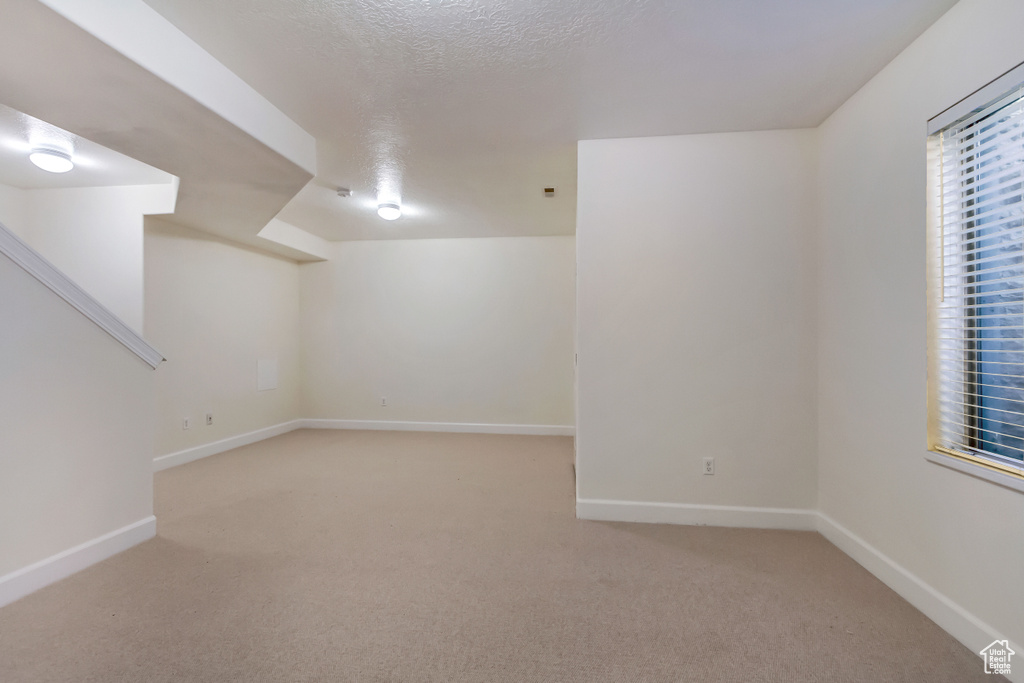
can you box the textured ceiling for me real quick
[141,0,959,241]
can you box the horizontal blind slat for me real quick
[939,424,1024,451]
[938,409,1024,431]
[937,397,1024,421]
[935,355,1024,367]
[938,408,1024,431]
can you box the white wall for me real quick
[145,218,302,457]
[0,182,176,332]
[0,184,29,239]
[0,250,154,578]
[816,0,1024,655]
[576,130,818,511]
[300,237,575,427]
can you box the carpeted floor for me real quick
[0,429,999,682]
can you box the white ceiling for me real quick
[143,0,958,242]
[0,103,173,189]
[0,0,314,260]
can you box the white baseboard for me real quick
[817,513,1022,682]
[153,419,305,471]
[575,498,818,530]
[577,499,1019,679]
[301,419,575,437]
[0,516,156,608]
[153,419,574,472]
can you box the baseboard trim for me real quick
[300,419,575,436]
[577,499,1018,677]
[816,513,1021,680]
[0,516,156,608]
[153,419,574,471]
[575,498,818,530]
[153,420,304,471]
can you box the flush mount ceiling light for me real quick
[377,202,401,221]
[29,147,74,173]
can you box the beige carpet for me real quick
[0,429,999,682]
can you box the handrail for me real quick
[0,220,164,369]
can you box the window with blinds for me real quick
[929,72,1024,479]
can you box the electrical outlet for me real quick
[380,397,387,407]
[703,457,715,475]
[183,417,190,430]
[206,413,213,426]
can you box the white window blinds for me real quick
[931,79,1024,477]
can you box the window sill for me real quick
[925,450,1024,494]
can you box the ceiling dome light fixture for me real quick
[377,202,402,221]
[29,147,74,173]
